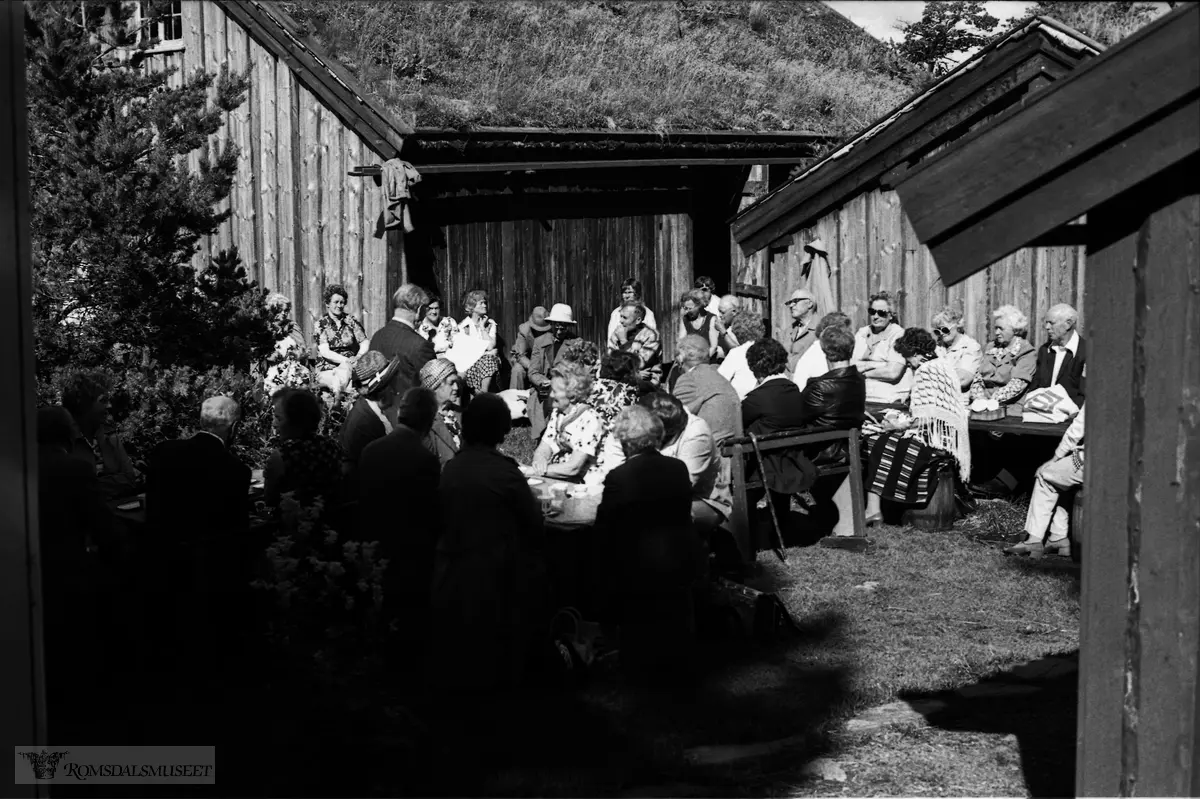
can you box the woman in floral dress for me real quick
[418,295,457,356]
[314,284,369,394]
[530,367,605,485]
[264,387,343,510]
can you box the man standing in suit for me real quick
[671,334,740,445]
[784,289,820,374]
[368,283,437,396]
[1028,303,1086,406]
[528,303,577,440]
[509,306,550,390]
[358,387,443,667]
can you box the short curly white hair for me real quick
[992,305,1029,337]
[612,405,664,457]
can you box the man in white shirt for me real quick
[1028,303,1086,406]
[1006,405,1085,558]
[932,307,983,394]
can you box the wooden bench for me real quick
[720,428,868,562]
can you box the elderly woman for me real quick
[419,358,463,467]
[430,393,549,695]
[455,289,502,392]
[60,369,140,499]
[932,307,983,392]
[641,392,732,539]
[969,304,1037,405]
[852,291,911,404]
[606,277,658,343]
[418,294,457,355]
[863,328,970,525]
[315,284,370,392]
[718,308,767,399]
[338,351,401,489]
[595,405,698,688]
[530,366,605,484]
[264,387,343,509]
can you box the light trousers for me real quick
[1024,454,1083,542]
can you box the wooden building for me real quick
[142,0,412,341]
[892,4,1200,795]
[397,128,832,355]
[731,16,1102,346]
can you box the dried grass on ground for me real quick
[280,0,926,135]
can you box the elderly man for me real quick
[932,307,983,392]
[609,302,663,386]
[1006,406,1085,558]
[671,334,740,446]
[61,369,140,499]
[1028,303,1086,406]
[509,306,550,390]
[368,283,436,395]
[528,303,578,439]
[784,289,820,373]
[146,396,251,542]
[793,311,853,389]
[716,294,740,356]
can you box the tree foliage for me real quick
[898,1,1000,76]
[26,0,287,387]
[1024,1,1160,46]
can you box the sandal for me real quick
[865,513,883,528]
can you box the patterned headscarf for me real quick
[419,358,457,391]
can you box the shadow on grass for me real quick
[899,649,1079,799]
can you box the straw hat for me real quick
[546,303,576,324]
[354,351,401,396]
[419,358,458,390]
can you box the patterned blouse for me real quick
[589,378,639,429]
[315,313,367,362]
[276,435,343,505]
[419,316,457,355]
[543,404,604,482]
[970,336,1036,404]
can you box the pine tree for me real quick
[898,1,1000,76]
[26,0,287,380]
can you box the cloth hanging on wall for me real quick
[381,158,422,233]
[801,239,836,318]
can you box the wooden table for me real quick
[524,476,601,530]
[865,401,1071,438]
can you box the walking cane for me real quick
[748,432,788,563]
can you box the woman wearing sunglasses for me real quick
[851,291,912,405]
[931,308,982,394]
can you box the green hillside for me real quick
[280,0,927,136]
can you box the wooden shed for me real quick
[731,16,1102,346]
[892,4,1200,795]
[389,128,832,356]
[143,0,413,342]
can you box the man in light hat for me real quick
[784,288,820,373]
[509,305,551,390]
[528,303,577,439]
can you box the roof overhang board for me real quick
[214,0,411,158]
[732,19,1099,255]
[893,3,1200,287]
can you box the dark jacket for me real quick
[425,417,459,468]
[358,424,442,604]
[595,450,697,595]
[146,432,251,543]
[368,319,435,395]
[741,377,818,494]
[38,445,118,596]
[340,398,388,492]
[672,363,741,445]
[528,332,571,440]
[796,366,866,465]
[1029,336,1086,407]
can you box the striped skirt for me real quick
[864,432,952,505]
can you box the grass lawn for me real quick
[400,426,1082,797]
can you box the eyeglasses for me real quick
[935,327,953,336]
[786,297,813,306]
[868,308,889,318]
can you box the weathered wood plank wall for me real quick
[425,213,693,360]
[767,187,1086,347]
[147,1,393,345]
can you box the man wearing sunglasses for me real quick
[932,308,982,394]
[851,291,912,404]
[783,289,820,373]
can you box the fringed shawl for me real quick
[909,358,971,482]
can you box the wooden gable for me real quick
[893,2,1199,286]
[731,17,1100,256]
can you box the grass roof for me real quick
[279,0,927,137]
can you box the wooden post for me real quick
[1077,158,1200,796]
[0,2,48,792]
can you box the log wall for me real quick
[767,187,1087,347]
[149,1,392,345]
